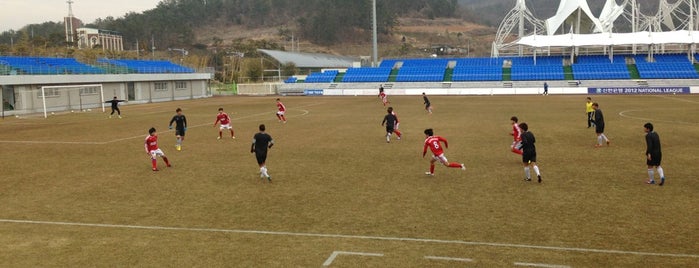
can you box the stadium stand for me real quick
[0,56,105,74]
[97,59,194,73]
[341,67,392,82]
[304,70,339,83]
[576,55,627,64]
[395,66,446,82]
[572,64,630,80]
[511,65,565,81]
[452,65,502,81]
[507,56,563,65]
[634,54,699,79]
[284,77,297,83]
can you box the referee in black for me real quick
[251,124,274,182]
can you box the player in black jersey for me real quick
[519,122,541,183]
[168,108,187,151]
[381,107,398,143]
[251,124,274,182]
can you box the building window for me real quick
[37,88,60,98]
[80,87,100,96]
[154,82,168,92]
[175,81,187,90]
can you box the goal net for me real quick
[40,84,105,118]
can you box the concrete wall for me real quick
[0,73,212,115]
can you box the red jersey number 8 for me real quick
[432,141,440,149]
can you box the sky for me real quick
[0,0,162,32]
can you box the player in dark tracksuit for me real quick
[168,108,187,151]
[520,122,541,183]
[422,92,432,114]
[105,96,125,118]
[251,124,274,182]
[592,102,610,147]
[644,122,665,186]
[381,107,398,143]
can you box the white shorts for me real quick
[277,111,285,116]
[431,153,448,164]
[149,149,165,158]
[219,124,233,130]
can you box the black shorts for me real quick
[385,126,394,134]
[647,153,662,166]
[522,151,537,163]
[425,103,431,108]
[255,152,268,165]
[595,124,605,134]
[175,128,186,136]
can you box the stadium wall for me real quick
[0,73,212,115]
[272,80,699,96]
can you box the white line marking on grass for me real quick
[322,251,384,266]
[514,262,571,268]
[0,219,697,259]
[618,109,699,125]
[424,255,473,262]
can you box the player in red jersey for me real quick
[275,98,287,123]
[388,107,402,139]
[510,116,523,155]
[144,127,171,171]
[213,107,235,140]
[422,128,465,176]
[378,85,389,106]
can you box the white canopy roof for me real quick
[517,30,699,47]
[546,0,605,35]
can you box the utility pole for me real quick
[372,0,378,67]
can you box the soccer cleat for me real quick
[646,180,656,185]
[524,178,532,181]
[232,136,236,139]
[460,164,466,170]
[425,172,434,176]
[659,178,665,186]
[606,140,610,146]
[267,176,272,182]
[217,136,221,140]
[537,175,542,183]
[118,115,122,119]
[152,168,159,171]
[166,164,172,168]
[109,115,112,118]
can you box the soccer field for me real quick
[0,94,698,267]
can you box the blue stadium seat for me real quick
[341,67,392,82]
[304,70,339,83]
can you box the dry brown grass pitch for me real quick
[0,94,698,267]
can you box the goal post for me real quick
[40,84,105,118]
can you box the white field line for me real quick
[424,255,473,262]
[0,218,697,259]
[514,262,571,268]
[0,108,312,145]
[618,109,699,125]
[322,251,384,266]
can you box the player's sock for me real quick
[163,157,171,167]
[512,148,523,155]
[524,166,531,179]
[448,162,462,168]
[386,134,390,142]
[601,134,609,142]
[394,130,402,137]
[231,130,235,137]
[597,136,603,145]
[281,115,286,121]
[657,166,664,179]
[219,131,222,138]
[647,169,655,182]
[533,165,540,176]
[151,159,157,169]
[176,137,181,145]
[430,164,435,174]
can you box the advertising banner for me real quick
[587,87,690,95]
